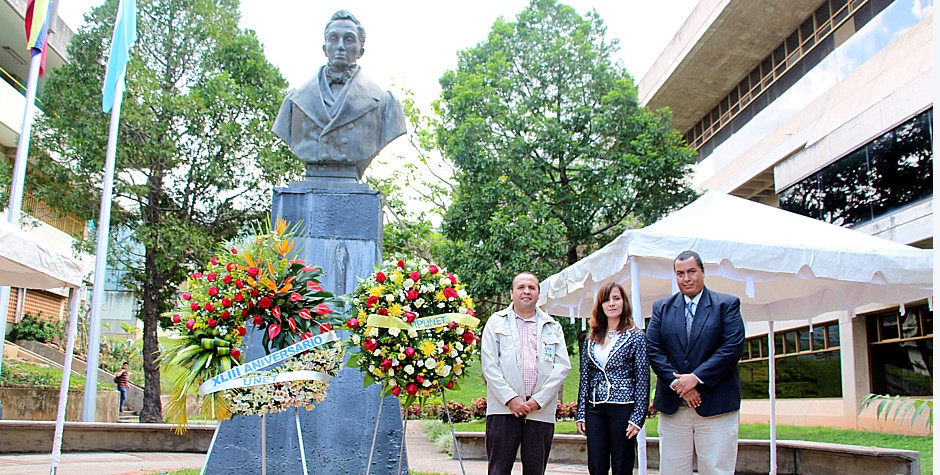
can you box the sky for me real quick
[56,0,699,112]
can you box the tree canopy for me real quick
[28,0,297,421]
[436,0,697,314]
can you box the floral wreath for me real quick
[161,219,346,429]
[344,257,480,407]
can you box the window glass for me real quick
[784,331,798,354]
[775,334,785,355]
[880,314,900,340]
[868,110,933,219]
[812,325,827,350]
[869,337,932,396]
[797,329,810,352]
[741,351,842,398]
[817,147,872,226]
[826,324,840,347]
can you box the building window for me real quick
[740,321,842,399]
[867,303,933,396]
[779,108,933,227]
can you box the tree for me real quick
[436,0,697,316]
[28,0,298,421]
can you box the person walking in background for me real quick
[646,251,746,475]
[481,272,572,475]
[576,282,649,475]
[115,361,130,412]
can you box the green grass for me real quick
[0,360,110,391]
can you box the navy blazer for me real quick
[576,328,650,428]
[646,287,745,417]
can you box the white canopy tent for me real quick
[539,191,933,475]
[0,219,85,474]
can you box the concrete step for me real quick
[117,411,139,423]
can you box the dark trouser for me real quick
[585,403,637,475]
[118,386,127,411]
[485,414,555,475]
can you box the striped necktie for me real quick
[685,300,695,338]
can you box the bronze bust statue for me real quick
[273,11,407,181]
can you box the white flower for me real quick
[427,284,436,292]
[219,327,228,336]
[416,360,424,367]
[455,342,464,351]
[424,357,436,368]
[352,335,361,345]
[388,369,395,377]
[389,327,401,337]
[373,349,381,356]
[404,365,414,374]
[386,294,395,302]
[449,349,458,358]
[440,277,451,287]
[415,298,426,308]
[368,364,375,372]
[437,302,446,308]
[403,278,415,289]
[408,330,418,338]
[422,379,432,387]
[439,365,452,377]
[367,327,379,337]
[457,289,468,299]
[391,358,399,366]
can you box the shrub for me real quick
[8,313,62,344]
[470,397,487,419]
[439,400,472,423]
[556,401,578,420]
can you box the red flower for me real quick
[221,297,232,307]
[220,311,231,320]
[462,332,476,345]
[258,297,273,309]
[272,306,282,320]
[375,272,387,283]
[366,296,379,308]
[467,309,476,317]
[347,318,360,328]
[397,260,405,269]
[210,257,219,265]
[391,386,402,397]
[301,266,319,273]
[190,302,199,311]
[446,273,458,285]
[406,383,418,396]
[378,308,388,316]
[226,262,235,272]
[247,267,259,277]
[290,259,306,265]
[230,248,238,255]
[250,289,260,297]
[253,315,264,326]
[185,319,196,330]
[445,381,454,390]
[380,358,392,370]
[447,321,457,330]
[406,289,419,300]
[416,374,425,384]
[204,302,215,312]
[207,318,217,327]
[267,324,281,340]
[364,338,378,352]
[443,287,458,299]
[241,308,250,317]
[442,344,450,353]
[319,323,333,333]
[182,293,192,301]
[306,281,323,292]
[235,280,245,289]
[428,265,439,275]
[237,327,247,336]
[287,317,298,332]
[207,273,217,282]
[192,272,203,280]
[208,287,219,297]
[300,332,313,340]
[289,292,302,302]
[315,304,332,315]
[171,314,181,324]
[409,271,421,282]
[403,311,417,323]
[234,293,245,303]
[230,348,241,359]
[298,308,312,320]
[222,275,233,284]
[404,347,416,358]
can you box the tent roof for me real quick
[540,192,932,321]
[0,220,84,289]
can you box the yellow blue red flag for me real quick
[24,0,53,76]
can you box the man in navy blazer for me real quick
[646,250,745,475]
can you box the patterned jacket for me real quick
[576,327,650,428]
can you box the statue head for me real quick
[323,10,366,71]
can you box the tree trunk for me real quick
[138,247,164,423]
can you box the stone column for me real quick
[203,181,407,475]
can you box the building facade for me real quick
[638,0,932,434]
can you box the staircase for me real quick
[117,409,139,423]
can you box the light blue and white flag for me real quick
[102,0,137,112]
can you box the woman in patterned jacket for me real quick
[576,282,650,474]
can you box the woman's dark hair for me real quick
[588,282,633,344]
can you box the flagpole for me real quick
[82,70,126,422]
[0,49,44,384]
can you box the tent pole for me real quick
[768,320,777,475]
[49,286,83,474]
[629,257,648,475]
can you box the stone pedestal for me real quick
[203,183,407,475]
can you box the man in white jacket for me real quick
[481,272,572,475]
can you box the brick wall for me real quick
[5,288,67,325]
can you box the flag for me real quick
[24,0,53,76]
[102,0,138,113]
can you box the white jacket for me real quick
[481,304,571,424]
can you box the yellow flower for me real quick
[357,308,367,319]
[453,362,464,375]
[462,298,474,309]
[369,285,385,297]
[434,291,447,302]
[388,303,403,317]
[419,339,437,357]
[391,271,404,283]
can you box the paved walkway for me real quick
[0,422,659,474]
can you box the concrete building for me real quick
[1,0,138,339]
[638,0,932,435]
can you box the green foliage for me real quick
[861,393,933,430]
[0,360,108,391]
[30,0,298,422]
[7,313,63,344]
[434,0,697,321]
